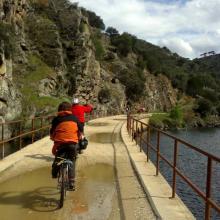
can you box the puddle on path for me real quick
[0,164,120,220]
[89,132,121,144]
[87,122,110,127]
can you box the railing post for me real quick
[172,139,178,198]
[127,113,129,132]
[147,126,150,162]
[140,124,143,152]
[2,124,4,159]
[40,118,43,138]
[205,157,212,220]
[132,119,134,141]
[156,131,160,176]
[31,118,35,143]
[135,120,138,145]
[129,115,131,135]
[19,121,22,149]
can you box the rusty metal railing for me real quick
[0,115,53,159]
[0,109,109,160]
[127,114,220,220]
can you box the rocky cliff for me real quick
[0,0,177,121]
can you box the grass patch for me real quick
[15,55,67,116]
[149,111,185,129]
[91,32,105,60]
[149,113,169,128]
[25,55,55,81]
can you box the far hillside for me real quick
[103,26,220,120]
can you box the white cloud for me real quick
[72,0,220,59]
[159,38,194,58]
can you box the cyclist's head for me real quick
[58,102,72,112]
[72,97,79,104]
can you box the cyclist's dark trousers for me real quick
[52,143,78,180]
[79,122,85,133]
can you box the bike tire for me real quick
[59,166,65,208]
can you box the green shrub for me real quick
[105,26,119,37]
[81,8,105,30]
[0,23,16,58]
[201,88,218,103]
[91,32,105,60]
[195,98,212,117]
[111,32,134,56]
[98,88,111,103]
[169,105,183,127]
[149,113,169,128]
[117,68,146,101]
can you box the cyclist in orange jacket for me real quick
[50,102,83,190]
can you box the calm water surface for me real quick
[146,127,220,220]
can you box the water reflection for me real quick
[89,132,120,143]
[0,164,119,220]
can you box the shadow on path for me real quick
[25,154,53,162]
[0,186,60,212]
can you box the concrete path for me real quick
[0,115,195,220]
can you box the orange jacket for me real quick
[50,111,83,155]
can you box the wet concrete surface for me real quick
[89,132,120,144]
[87,122,110,127]
[0,164,120,220]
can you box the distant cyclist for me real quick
[71,97,93,133]
[50,102,83,190]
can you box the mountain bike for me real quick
[57,157,74,208]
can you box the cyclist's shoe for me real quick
[52,174,57,178]
[68,178,75,191]
[68,182,75,191]
[52,168,58,178]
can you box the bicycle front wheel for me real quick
[59,166,65,208]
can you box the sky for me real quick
[71,0,220,59]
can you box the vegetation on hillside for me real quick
[4,0,220,126]
[82,8,220,125]
[0,23,16,58]
[103,25,220,123]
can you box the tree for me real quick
[81,9,105,30]
[105,26,119,37]
[117,69,146,101]
[186,76,204,96]
[201,88,218,103]
[196,98,212,117]
[111,32,133,56]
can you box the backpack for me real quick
[79,137,88,150]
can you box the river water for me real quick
[145,127,220,220]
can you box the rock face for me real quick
[0,0,178,122]
[144,72,177,111]
[0,34,22,122]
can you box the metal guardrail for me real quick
[0,115,53,159]
[0,110,107,159]
[127,114,220,220]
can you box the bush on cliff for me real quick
[0,23,16,59]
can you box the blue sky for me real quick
[72,0,220,59]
